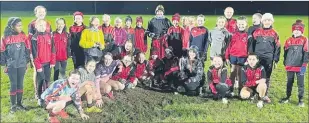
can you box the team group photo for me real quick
[0,1,308,122]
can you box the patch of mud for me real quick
[62,87,205,122]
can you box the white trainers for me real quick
[222,98,228,104]
[257,101,264,108]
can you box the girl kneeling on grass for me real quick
[240,52,267,108]
[111,55,137,89]
[206,55,232,104]
[41,70,89,123]
[1,17,31,113]
[95,52,124,100]
[78,59,103,113]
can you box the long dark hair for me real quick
[55,18,67,32]
[4,17,23,37]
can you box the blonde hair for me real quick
[181,16,189,23]
[237,16,248,23]
[217,16,227,22]
[102,14,111,21]
[34,5,46,14]
[197,14,205,21]
[114,17,122,23]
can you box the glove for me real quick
[149,33,155,38]
[300,66,306,75]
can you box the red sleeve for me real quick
[0,37,6,52]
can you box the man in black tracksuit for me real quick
[146,5,172,59]
[249,13,280,103]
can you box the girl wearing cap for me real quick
[1,17,31,113]
[70,11,87,69]
[167,13,184,58]
[135,16,148,53]
[249,13,281,103]
[80,16,105,62]
[280,19,308,107]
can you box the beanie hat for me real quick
[73,11,83,18]
[172,13,180,22]
[292,19,305,33]
[125,16,132,22]
[136,16,143,23]
[261,13,274,22]
[155,5,165,14]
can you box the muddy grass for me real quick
[61,86,206,122]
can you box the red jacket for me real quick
[111,63,136,83]
[225,18,237,34]
[99,24,114,44]
[182,26,191,49]
[284,36,308,72]
[241,65,266,87]
[135,27,147,53]
[135,61,150,79]
[225,31,248,59]
[31,32,56,70]
[53,31,71,61]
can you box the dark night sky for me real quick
[1,1,308,15]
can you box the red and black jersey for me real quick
[167,26,184,58]
[251,27,281,62]
[31,32,56,70]
[111,63,136,83]
[52,31,71,61]
[125,27,135,45]
[241,64,266,87]
[225,18,237,34]
[207,66,232,94]
[135,27,147,53]
[189,26,210,58]
[0,33,31,68]
[28,19,52,40]
[135,61,151,79]
[225,31,248,59]
[69,23,87,52]
[284,36,309,72]
[99,24,114,44]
